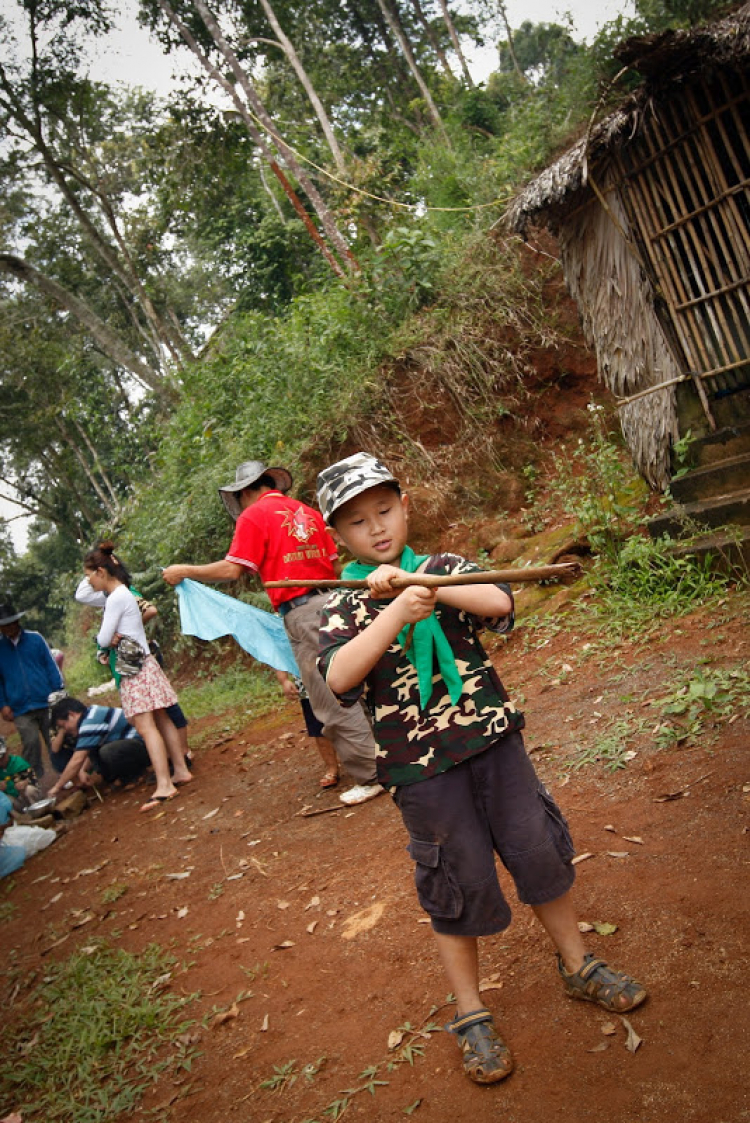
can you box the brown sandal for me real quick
[446,1008,514,1085]
[558,953,648,1012]
[319,771,339,789]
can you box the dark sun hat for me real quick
[0,599,26,626]
[218,460,293,520]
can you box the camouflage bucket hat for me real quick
[316,452,399,524]
[218,460,293,521]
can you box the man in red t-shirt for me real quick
[163,460,380,805]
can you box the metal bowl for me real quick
[25,798,56,819]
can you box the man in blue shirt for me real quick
[48,698,150,796]
[0,600,64,776]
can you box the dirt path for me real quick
[2,596,749,1123]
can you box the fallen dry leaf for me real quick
[211,1003,240,1028]
[604,824,616,833]
[272,940,295,950]
[70,912,96,930]
[588,1041,608,1053]
[388,1029,405,1050]
[592,921,618,936]
[606,851,630,859]
[176,906,189,919]
[479,981,504,993]
[577,921,595,933]
[571,852,594,865]
[622,1018,642,1053]
[41,892,63,911]
[260,1013,270,1032]
[202,808,220,820]
[304,895,321,910]
[341,902,386,940]
[165,872,191,880]
[601,1022,617,1036]
[306,920,318,934]
[622,836,644,845]
[277,900,290,910]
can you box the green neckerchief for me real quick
[342,545,463,709]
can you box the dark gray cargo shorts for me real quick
[392,731,576,936]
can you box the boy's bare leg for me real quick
[433,930,513,1083]
[534,890,647,1011]
[433,931,482,1014]
[313,734,339,784]
[532,891,586,973]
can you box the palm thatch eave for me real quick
[505,1,750,237]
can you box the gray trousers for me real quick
[283,596,377,785]
[14,709,51,776]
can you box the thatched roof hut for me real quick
[506,4,750,489]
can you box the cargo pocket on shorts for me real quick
[407,838,464,920]
[537,783,576,863]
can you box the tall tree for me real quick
[256,0,347,172]
[374,0,449,138]
[436,0,474,84]
[153,0,357,274]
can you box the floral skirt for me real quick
[120,655,178,719]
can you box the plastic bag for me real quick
[1,824,57,857]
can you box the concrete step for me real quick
[686,422,750,469]
[670,451,750,503]
[648,486,750,538]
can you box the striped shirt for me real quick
[76,706,138,751]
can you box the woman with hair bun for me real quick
[83,542,192,810]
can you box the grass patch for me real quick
[0,942,199,1122]
[178,659,280,724]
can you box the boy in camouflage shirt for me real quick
[316,452,647,1086]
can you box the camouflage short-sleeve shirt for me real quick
[318,553,525,788]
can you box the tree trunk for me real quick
[257,0,347,173]
[497,1,527,83]
[157,0,355,275]
[193,0,357,268]
[436,0,474,85]
[0,254,167,398]
[408,0,456,80]
[0,59,192,370]
[374,0,450,141]
[56,418,120,522]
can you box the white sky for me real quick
[0,0,634,552]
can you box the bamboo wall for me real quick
[614,68,750,401]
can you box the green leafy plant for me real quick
[100,883,128,904]
[572,717,647,772]
[653,666,750,749]
[0,942,198,1122]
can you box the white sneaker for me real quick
[339,783,383,806]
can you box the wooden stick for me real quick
[266,563,579,590]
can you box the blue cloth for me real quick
[0,844,25,878]
[0,629,64,714]
[0,791,24,878]
[0,790,12,825]
[175,579,299,676]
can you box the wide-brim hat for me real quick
[218,460,293,521]
[0,601,25,626]
[316,452,399,524]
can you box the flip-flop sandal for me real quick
[139,794,176,813]
[445,1008,514,1085]
[319,771,340,789]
